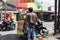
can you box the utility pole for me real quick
[54,0,58,34]
[3,0,6,18]
[58,0,60,34]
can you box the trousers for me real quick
[27,26,36,40]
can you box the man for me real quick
[26,7,37,40]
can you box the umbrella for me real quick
[6,0,42,10]
[16,3,40,10]
[27,3,38,10]
[16,3,27,10]
[18,0,34,3]
[6,0,17,2]
[7,2,17,8]
[6,0,18,8]
[34,0,41,9]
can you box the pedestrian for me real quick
[26,7,37,40]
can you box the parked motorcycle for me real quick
[0,19,15,31]
[35,19,48,38]
[21,19,48,40]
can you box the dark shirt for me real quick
[2,22,7,27]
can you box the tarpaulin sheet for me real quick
[27,3,38,10]
[6,0,17,2]
[16,3,27,10]
[16,3,38,10]
[18,0,34,3]
[7,2,17,8]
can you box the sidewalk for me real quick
[0,21,60,40]
[37,34,60,40]
[47,33,60,40]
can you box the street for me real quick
[43,21,54,30]
[0,0,59,40]
[43,21,54,35]
[0,21,54,36]
[0,21,60,40]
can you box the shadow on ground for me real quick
[1,34,20,40]
[56,37,60,40]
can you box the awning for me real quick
[16,3,39,10]
[27,3,38,10]
[16,0,41,10]
[6,0,41,10]
[0,5,16,11]
[18,0,34,3]
[6,0,17,2]
[16,3,27,10]
[7,2,17,8]
[34,0,41,9]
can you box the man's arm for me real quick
[33,13,38,19]
[25,14,29,25]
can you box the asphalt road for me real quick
[43,21,54,30]
[1,34,60,40]
[1,34,20,40]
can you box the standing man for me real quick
[26,7,37,40]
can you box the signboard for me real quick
[17,20,24,35]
